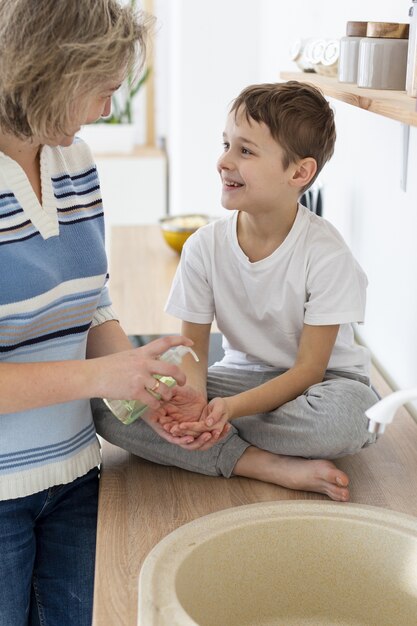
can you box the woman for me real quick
[0,1,191,623]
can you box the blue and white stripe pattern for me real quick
[0,422,96,472]
[0,190,38,244]
[0,139,110,500]
[54,166,104,226]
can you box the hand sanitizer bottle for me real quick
[103,345,199,425]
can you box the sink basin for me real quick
[138,501,417,626]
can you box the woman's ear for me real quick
[290,157,317,190]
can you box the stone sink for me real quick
[138,501,417,625]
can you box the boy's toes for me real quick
[335,474,349,487]
[335,486,349,501]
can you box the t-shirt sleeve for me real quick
[165,234,215,324]
[304,248,367,326]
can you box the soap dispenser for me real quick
[103,345,199,425]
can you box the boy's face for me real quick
[217,110,294,214]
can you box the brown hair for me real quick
[230,81,336,191]
[0,0,154,141]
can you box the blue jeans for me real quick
[0,467,99,626]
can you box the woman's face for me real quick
[46,78,123,147]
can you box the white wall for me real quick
[152,0,417,406]
[95,154,167,260]
[258,0,417,408]
[160,0,261,216]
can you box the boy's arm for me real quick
[169,324,340,438]
[144,320,210,423]
[157,320,211,423]
[223,323,339,420]
[179,320,211,396]
[156,320,230,449]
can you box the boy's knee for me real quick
[91,398,117,437]
[305,378,378,458]
[308,377,378,417]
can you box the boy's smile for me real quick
[222,177,244,193]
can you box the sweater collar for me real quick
[0,145,58,239]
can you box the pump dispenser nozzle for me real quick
[160,345,199,365]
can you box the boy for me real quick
[95,81,378,502]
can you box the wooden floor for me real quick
[92,225,417,625]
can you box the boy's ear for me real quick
[290,157,317,189]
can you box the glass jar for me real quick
[316,39,340,77]
[338,21,368,84]
[357,22,409,90]
[289,38,315,72]
[304,38,327,70]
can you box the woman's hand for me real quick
[92,335,193,412]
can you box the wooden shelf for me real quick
[280,71,417,127]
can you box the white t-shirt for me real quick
[165,205,370,377]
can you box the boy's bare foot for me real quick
[233,446,350,502]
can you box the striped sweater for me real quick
[0,138,114,500]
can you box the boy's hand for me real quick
[204,397,232,429]
[157,385,207,425]
[141,411,214,450]
[145,385,225,450]
[167,396,232,442]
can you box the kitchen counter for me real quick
[92,225,417,626]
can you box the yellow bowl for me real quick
[159,214,210,254]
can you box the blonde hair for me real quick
[0,0,154,140]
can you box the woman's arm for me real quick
[86,318,132,356]
[0,359,102,414]
[0,321,193,414]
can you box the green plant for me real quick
[97,0,151,124]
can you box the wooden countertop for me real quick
[93,224,417,626]
[108,224,181,336]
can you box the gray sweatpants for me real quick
[92,367,378,478]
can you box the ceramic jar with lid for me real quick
[338,21,368,84]
[357,22,409,90]
[406,0,417,97]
